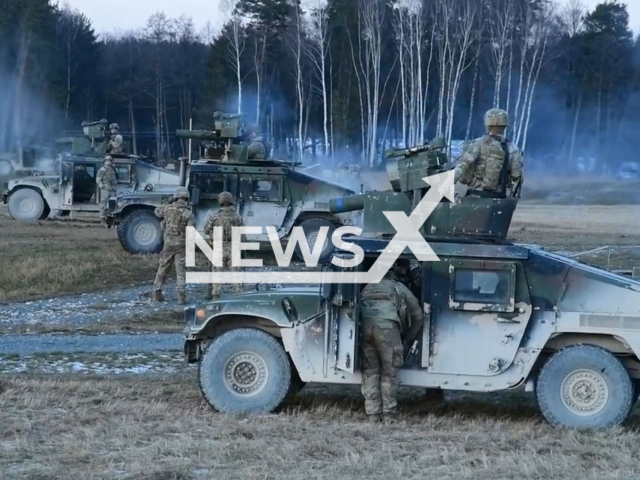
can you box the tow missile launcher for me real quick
[176,112,249,163]
[330,138,518,242]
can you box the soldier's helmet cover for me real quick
[173,187,190,201]
[104,155,113,164]
[484,108,509,128]
[109,123,120,131]
[247,124,262,136]
[218,191,235,205]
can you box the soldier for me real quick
[152,187,195,305]
[360,263,423,422]
[247,125,267,160]
[454,109,523,198]
[204,191,244,300]
[96,156,117,221]
[107,123,124,155]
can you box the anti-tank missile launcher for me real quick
[330,138,518,242]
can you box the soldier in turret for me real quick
[152,187,196,305]
[96,156,117,221]
[360,263,423,422]
[107,123,124,155]
[454,109,523,198]
[247,125,267,160]
[204,191,245,300]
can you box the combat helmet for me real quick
[103,155,113,165]
[484,108,509,128]
[109,123,120,131]
[218,191,234,206]
[173,187,190,201]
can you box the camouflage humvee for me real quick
[2,120,179,221]
[106,113,359,261]
[182,146,640,429]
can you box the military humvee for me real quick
[183,145,640,429]
[106,112,358,261]
[2,120,179,221]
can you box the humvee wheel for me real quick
[536,345,633,429]
[297,218,336,264]
[117,209,163,254]
[8,188,47,222]
[199,328,292,414]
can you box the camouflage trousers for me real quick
[361,319,404,416]
[153,244,186,294]
[211,247,243,297]
[99,188,115,219]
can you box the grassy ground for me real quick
[2,375,640,480]
[0,208,157,302]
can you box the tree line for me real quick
[1,0,639,173]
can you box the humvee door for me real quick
[189,172,238,229]
[423,259,533,376]
[239,175,290,235]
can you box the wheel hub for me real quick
[20,198,36,214]
[133,221,157,246]
[224,352,269,396]
[307,230,329,253]
[561,369,609,416]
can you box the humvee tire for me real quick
[117,209,163,254]
[8,188,47,221]
[536,345,633,429]
[297,218,336,264]
[198,328,291,414]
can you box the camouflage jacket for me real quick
[456,135,523,193]
[108,134,124,155]
[204,206,244,243]
[96,166,117,191]
[361,278,422,333]
[155,200,196,247]
[248,137,267,160]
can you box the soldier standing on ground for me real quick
[360,264,423,422]
[152,187,195,305]
[454,109,524,198]
[204,191,245,300]
[247,125,267,160]
[107,123,124,155]
[96,156,117,221]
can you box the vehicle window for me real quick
[192,173,225,195]
[453,269,510,305]
[75,164,96,179]
[115,166,130,183]
[251,178,281,202]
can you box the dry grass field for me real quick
[3,376,640,480]
[0,209,157,302]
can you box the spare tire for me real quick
[117,209,163,254]
[8,188,47,222]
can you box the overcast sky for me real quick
[64,0,640,37]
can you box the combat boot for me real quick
[152,290,165,303]
[177,292,187,305]
[368,414,381,424]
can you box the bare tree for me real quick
[221,0,247,114]
[305,0,332,157]
[488,0,515,108]
[287,5,307,160]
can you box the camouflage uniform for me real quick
[360,274,422,416]
[248,136,267,160]
[108,123,124,155]
[96,159,117,219]
[455,109,523,198]
[153,189,195,304]
[204,192,244,298]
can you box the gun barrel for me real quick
[176,130,221,141]
[329,194,366,214]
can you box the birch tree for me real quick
[488,0,515,108]
[221,0,247,114]
[304,0,332,157]
[287,4,307,160]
